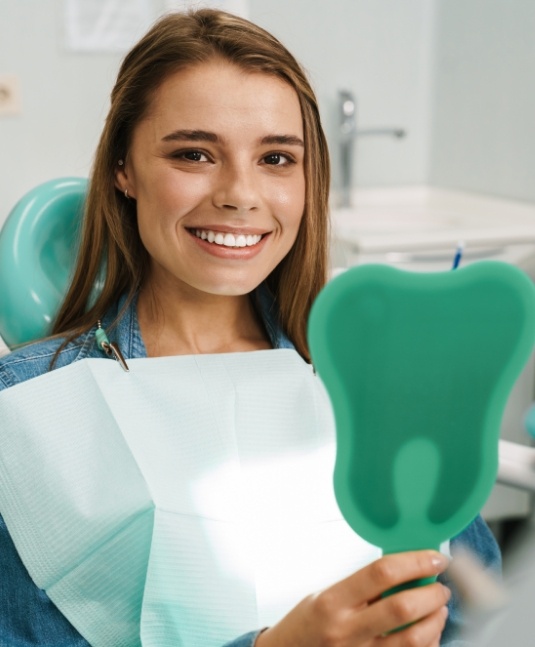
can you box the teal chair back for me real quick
[0,177,88,348]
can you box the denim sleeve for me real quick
[0,514,90,647]
[221,629,265,646]
[439,514,502,646]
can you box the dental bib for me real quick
[0,349,381,647]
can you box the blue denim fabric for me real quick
[222,630,263,647]
[0,290,500,646]
[440,514,502,645]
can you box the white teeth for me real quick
[193,229,263,248]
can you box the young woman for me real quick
[0,9,499,647]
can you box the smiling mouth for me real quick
[190,228,265,248]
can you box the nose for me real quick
[212,162,260,212]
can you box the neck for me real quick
[137,279,271,357]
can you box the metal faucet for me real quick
[338,89,406,208]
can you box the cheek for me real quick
[134,166,209,212]
[270,171,305,216]
[280,178,306,235]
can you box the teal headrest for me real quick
[0,177,88,348]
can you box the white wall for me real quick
[0,0,433,225]
[0,1,123,224]
[250,0,435,192]
[428,0,535,203]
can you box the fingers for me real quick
[336,551,450,606]
[352,581,451,641]
[378,605,449,647]
[258,552,451,647]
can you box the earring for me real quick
[124,189,129,199]
[118,159,124,166]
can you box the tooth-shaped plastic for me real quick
[308,262,535,555]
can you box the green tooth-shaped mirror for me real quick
[308,262,535,558]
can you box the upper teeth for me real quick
[194,229,263,247]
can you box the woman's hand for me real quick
[255,550,451,647]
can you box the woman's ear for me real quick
[114,160,132,196]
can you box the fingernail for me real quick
[442,584,452,601]
[431,553,450,571]
[441,605,449,619]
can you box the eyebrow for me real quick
[161,129,218,143]
[161,129,304,147]
[260,134,304,147]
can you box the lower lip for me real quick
[187,231,270,259]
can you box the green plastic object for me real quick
[0,177,87,347]
[308,262,535,556]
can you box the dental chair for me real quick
[1,176,535,494]
[0,177,87,349]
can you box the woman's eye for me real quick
[182,150,207,162]
[170,149,209,162]
[263,153,293,166]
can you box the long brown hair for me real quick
[52,9,330,361]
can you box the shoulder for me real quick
[0,331,98,392]
[0,294,143,392]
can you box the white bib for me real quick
[0,349,381,646]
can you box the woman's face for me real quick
[116,59,306,298]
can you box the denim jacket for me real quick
[0,291,500,647]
